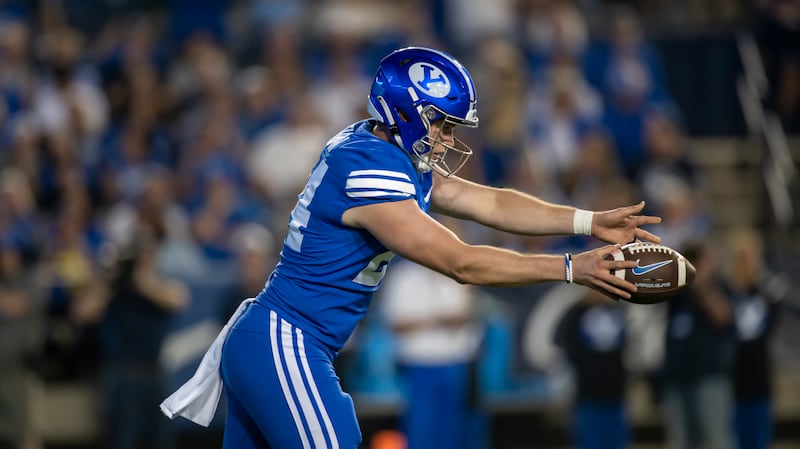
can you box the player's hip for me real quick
[221,304,360,448]
[227,302,338,365]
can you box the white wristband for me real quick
[573,209,593,235]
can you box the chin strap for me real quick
[411,140,432,173]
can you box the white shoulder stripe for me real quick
[347,190,412,198]
[349,169,411,181]
[346,178,416,195]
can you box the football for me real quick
[605,242,695,304]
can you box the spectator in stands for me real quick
[306,35,372,136]
[564,127,624,207]
[103,166,206,282]
[442,0,517,54]
[380,242,488,449]
[41,187,108,382]
[523,54,603,198]
[516,0,589,77]
[0,167,45,269]
[219,223,277,323]
[754,0,800,132]
[0,234,46,449]
[254,12,308,101]
[468,36,527,187]
[640,112,710,251]
[0,16,35,143]
[644,175,710,252]
[660,242,736,449]
[232,65,285,141]
[32,26,109,167]
[3,118,41,194]
[244,94,328,233]
[95,121,175,205]
[725,227,787,449]
[636,108,698,202]
[555,287,630,449]
[101,224,190,449]
[585,5,672,179]
[186,169,254,262]
[380,255,487,449]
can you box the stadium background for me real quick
[0,0,799,448]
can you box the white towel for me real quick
[159,297,255,427]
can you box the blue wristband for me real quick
[564,253,573,284]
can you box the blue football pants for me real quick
[220,302,362,449]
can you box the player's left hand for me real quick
[592,201,661,245]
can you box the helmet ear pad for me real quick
[395,109,412,123]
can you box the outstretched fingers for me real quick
[634,214,662,225]
[621,201,646,216]
[630,212,662,243]
[634,226,661,243]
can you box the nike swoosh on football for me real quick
[632,259,673,276]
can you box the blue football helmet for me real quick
[367,47,479,177]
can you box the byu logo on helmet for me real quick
[408,62,450,98]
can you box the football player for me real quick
[164,46,661,448]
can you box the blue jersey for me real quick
[256,120,433,350]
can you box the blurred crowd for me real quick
[0,1,798,449]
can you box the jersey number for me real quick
[286,160,328,252]
[286,157,394,288]
[353,251,395,287]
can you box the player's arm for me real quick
[342,199,638,299]
[430,173,662,244]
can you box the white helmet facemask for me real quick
[412,105,475,177]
